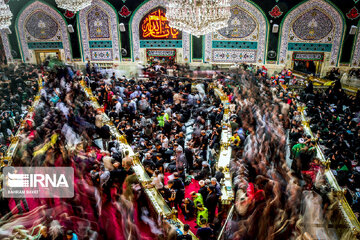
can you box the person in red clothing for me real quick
[103,85,114,111]
[228,92,234,102]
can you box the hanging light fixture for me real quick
[55,0,92,13]
[0,0,12,29]
[166,0,231,37]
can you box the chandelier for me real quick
[55,0,92,12]
[0,0,12,29]
[166,0,231,37]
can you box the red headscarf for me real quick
[247,183,265,202]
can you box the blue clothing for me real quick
[70,233,78,240]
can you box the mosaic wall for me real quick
[28,41,63,49]
[204,0,267,63]
[217,6,256,39]
[89,40,113,48]
[352,32,360,67]
[131,0,190,62]
[17,1,71,62]
[79,0,120,61]
[288,42,332,52]
[212,41,258,49]
[292,9,333,41]
[87,6,111,39]
[90,49,113,61]
[140,40,182,48]
[25,10,59,40]
[279,0,344,66]
[212,49,256,63]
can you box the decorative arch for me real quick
[16,0,71,62]
[351,20,360,67]
[204,0,268,64]
[130,0,190,62]
[78,0,120,62]
[278,0,345,66]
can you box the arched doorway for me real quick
[16,1,71,63]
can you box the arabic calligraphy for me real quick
[140,8,181,39]
[147,49,176,57]
[293,53,324,61]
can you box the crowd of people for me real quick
[215,66,336,240]
[349,68,360,80]
[87,62,235,239]
[0,65,170,240]
[0,59,358,240]
[84,60,349,240]
[0,64,39,157]
[297,77,360,217]
[327,68,341,81]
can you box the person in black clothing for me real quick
[214,167,225,183]
[199,130,208,161]
[195,161,210,180]
[181,198,195,220]
[198,180,208,201]
[109,161,122,183]
[143,153,156,171]
[205,185,218,224]
[178,167,186,183]
[99,125,110,150]
[176,132,185,149]
[209,125,221,149]
[196,219,213,240]
[173,172,185,191]
[172,172,185,210]
[108,108,118,120]
[124,124,134,144]
[184,144,194,170]
[0,188,11,219]
[208,108,218,126]
[177,224,192,240]
[86,61,91,75]
[163,118,173,137]
[159,184,173,205]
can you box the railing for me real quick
[286,84,359,96]
[303,76,358,95]
[281,84,360,238]
[299,105,360,238]
[282,74,359,95]
[213,86,234,205]
[217,205,234,240]
[79,80,198,239]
